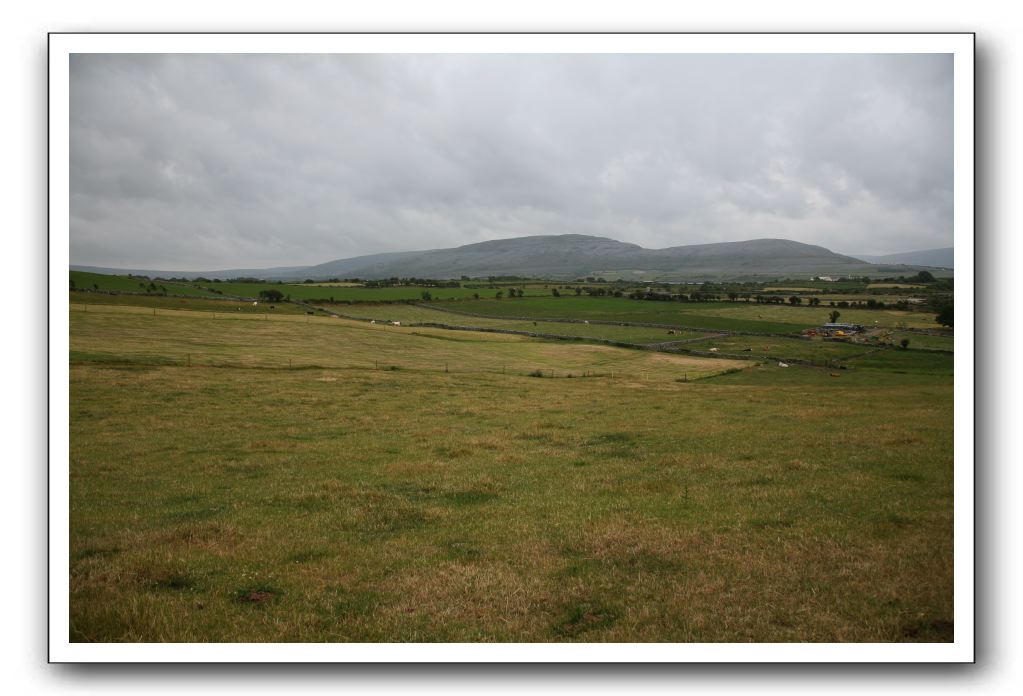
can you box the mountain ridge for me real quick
[71,234,951,281]
[851,247,953,269]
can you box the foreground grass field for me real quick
[69,304,954,642]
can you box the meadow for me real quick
[70,293,314,315]
[425,296,941,332]
[68,297,954,643]
[70,270,553,303]
[323,303,712,345]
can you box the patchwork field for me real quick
[322,303,711,345]
[425,297,942,333]
[70,294,315,315]
[68,300,954,643]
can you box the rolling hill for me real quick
[852,247,953,269]
[71,234,948,281]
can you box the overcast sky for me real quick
[70,53,953,270]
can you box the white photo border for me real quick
[49,31,974,663]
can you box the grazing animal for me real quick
[392,321,401,326]
[370,320,376,324]
[742,347,752,352]
[584,320,590,324]
[709,347,719,352]
[829,372,841,377]
[778,362,789,367]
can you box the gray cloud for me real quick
[70,53,953,270]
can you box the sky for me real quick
[69,53,954,271]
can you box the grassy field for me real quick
[70,271,556,303]
[322,303,711,345]
[426,297,941,333]
[70,293,315,315]
[209,282,549,302]
[68,301,954,643]
[890,331,955,352]
[70,271,220,297]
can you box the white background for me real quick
[5,0,1018,693]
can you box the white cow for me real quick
[778,362,789,368]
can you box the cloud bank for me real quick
[70,53,953,270]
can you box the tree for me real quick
[495,291,504,299]
[829,310,841,323]
[900,338,910,350]
[551,288,560,297]
[421,290,432,301]
[259,289,285,303]
[789,295,802,305]
[935,302,953,328]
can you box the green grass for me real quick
[889,331,955,352]
[680,335,876,364]
[69,303,954,643]
[70,292,314,315]
[425,297,942,333]
[322,303,710,344]
[71,271,220,297]
[70,270,556,303]
[207,282,548,302]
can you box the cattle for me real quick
[778,362,789,367]
[709,347,719,353]
[392,321,401,326]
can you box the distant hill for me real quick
[852,247,953,269]
[72,234,951,281]
[287,235,942,280]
